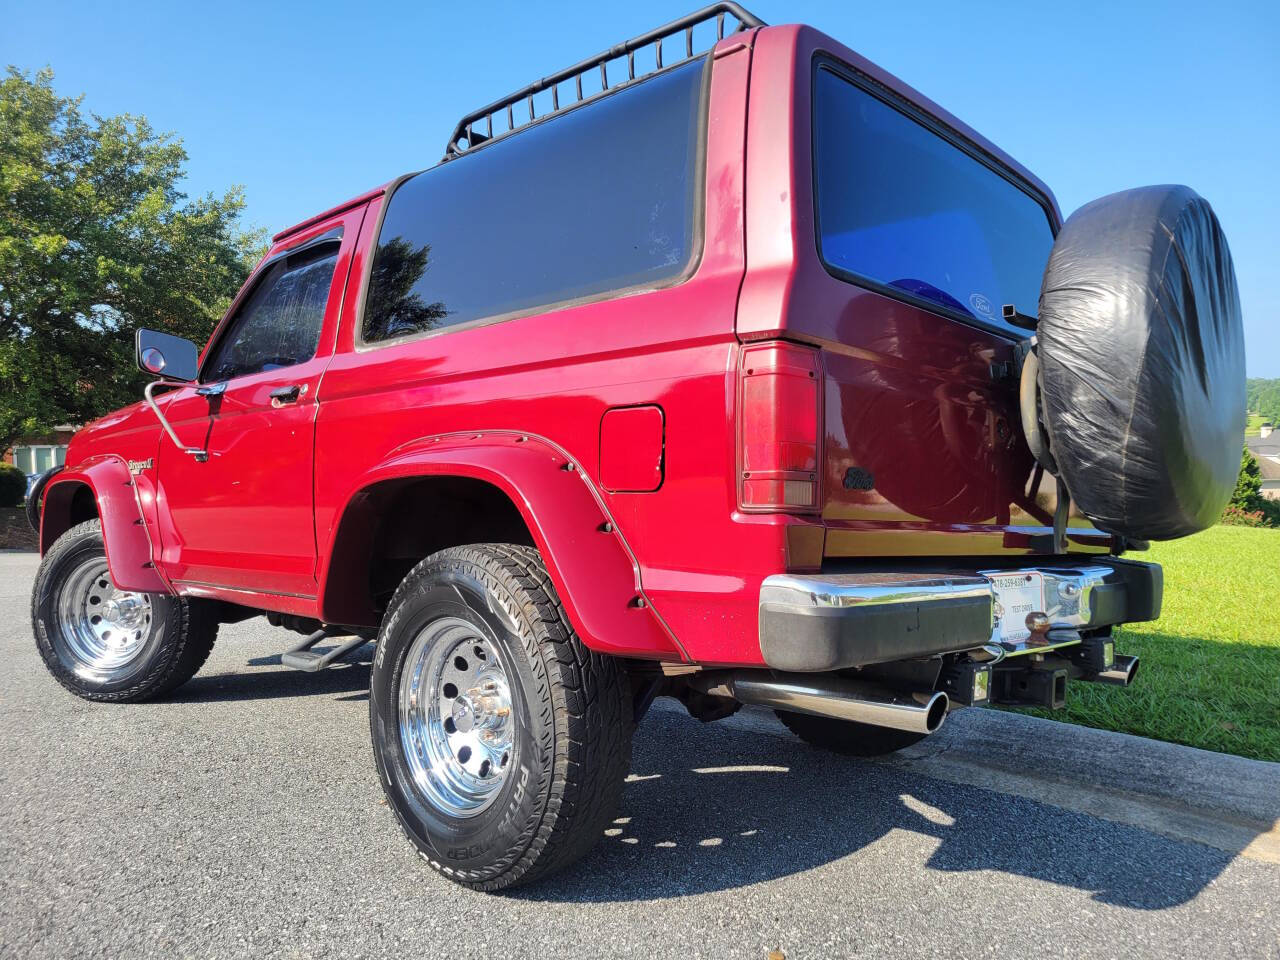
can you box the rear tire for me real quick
[369,543,633,891]
[31,519,218,702]
[775,710,926,757]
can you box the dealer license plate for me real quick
[988,572,1046,643]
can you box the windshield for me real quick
[813,63,1055,334]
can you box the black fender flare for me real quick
[25,465,64,536]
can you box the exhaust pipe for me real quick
[1090,654,1139,687]
[699,672,949,735]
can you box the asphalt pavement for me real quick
[2,551,1278,959]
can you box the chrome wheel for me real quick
[398,617,515,818]
[54,556,153,680]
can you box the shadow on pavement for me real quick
[519,707,1236,909]
[166,659,1237,909]
[169,644,374,703]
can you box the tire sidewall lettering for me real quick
[370,557,554,880]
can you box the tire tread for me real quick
[31,519,218,703]
[376,542,632,891]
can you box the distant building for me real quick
[1247,431,1280,501]
[2,426,76,491]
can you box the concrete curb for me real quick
[903,706,1280,823]
[659,701,1280,863]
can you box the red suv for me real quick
[27,4,1245,890]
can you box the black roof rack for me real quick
[443,3,765,161]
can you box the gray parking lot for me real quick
[2,552,1278,960]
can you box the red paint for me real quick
[735,25,1099,554]
[155,203,369,597]
[47,25,1110,669]
[271,185,386,243]
[318,431,684,660]
[42,456,168,594]
[599,406,664,493]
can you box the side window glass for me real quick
[361,56,706,343]
[204,245,339,382]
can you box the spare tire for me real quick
[1036,184,1246,541]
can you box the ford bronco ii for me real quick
[28,4,1245,890]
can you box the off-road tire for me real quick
[369,543,633,891]
[31,519,218,702]
[775,710,926,757]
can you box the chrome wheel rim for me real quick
[398,617,515,819]
[55,556,153,680]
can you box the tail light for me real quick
[738,341,822,512]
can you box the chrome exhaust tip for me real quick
[699,672,949,735]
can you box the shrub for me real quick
[1259,498,1280,527]
[1221,504,1272,528]
[1223,448,1277,527]
[0,463,26,508]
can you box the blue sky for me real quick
[3,0,1277,375]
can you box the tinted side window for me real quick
[363,57,706,343]
[205,246,339,382]
[813,65,1054,331]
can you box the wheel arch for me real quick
[318,432,685,661]
[40,457,170,595]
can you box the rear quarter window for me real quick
[812,62,1055,333]
[362,56,708,344]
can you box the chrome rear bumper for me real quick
[758,559,1161,672]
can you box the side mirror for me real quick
[135,329,208,462]
[136,329,200,383]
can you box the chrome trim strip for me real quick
[761,572,991,609]
[172,579,317,602]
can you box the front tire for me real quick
[370,544,633,891]
[775,710,926,757]
[31,519,218,702]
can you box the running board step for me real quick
[280,629,367,672]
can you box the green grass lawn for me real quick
[1009,525,1280,762]
[1246,411,1268,436]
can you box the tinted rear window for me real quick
[813,65,1054,331]
[362,57,707,344]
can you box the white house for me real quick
[1247,424,1280,501]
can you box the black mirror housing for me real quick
[136,329,200,382]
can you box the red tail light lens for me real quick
[738,341,822,512]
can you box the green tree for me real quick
[1232,446,1262,508]
[1247,378,1280,427]
[0,66,264,452]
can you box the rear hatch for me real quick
[740,43,1110,559]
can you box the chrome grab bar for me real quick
[143,380,207,462]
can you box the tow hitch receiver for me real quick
[987,643,1139,710]
[991,663,1068,710]
[938,660,992,706]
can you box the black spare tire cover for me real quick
[1037,184,1245,541]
